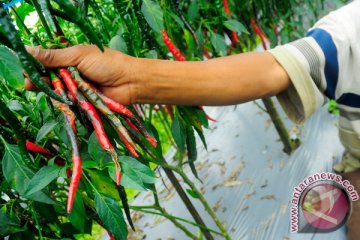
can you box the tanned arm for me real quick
[26,45,290,106]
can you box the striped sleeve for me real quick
[268,38,326,124]
[268,0,360,124]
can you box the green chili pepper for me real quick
[88,0,109,42]
[117,185,135,231]
[0,98,32,164]
[31,0,54,39]
[186,127,200,180]
[38,0,57,32]
[53,0,104,51]
[0,8,72,105]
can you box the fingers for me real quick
[25,45,90,68]
[24,72,51,91]
[24,78,36,91]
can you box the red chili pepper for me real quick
[106,230,116,240]
[250,18,268,50]
[222,0,231,15]
[231,31,239,46]
[55,159,66,167]
[88,82,157,148]
[64,118,82,214]
[88,84,133,117]
[66,168,72,178]
[50,75,82,213]
[222,0,239,46]
[59,69,112,149]
[165,105,174,119]
[25,139,66,166]
[58,68,122,186]
[69,68,139,158]
[203,48,212,59]
[126,118,139,132]
[50,72,76,133]
[162,28,186,61]
[25,140,52,155]
[50,90,82,213]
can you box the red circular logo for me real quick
[301,183,350,230]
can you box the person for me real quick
[25,0,360,239]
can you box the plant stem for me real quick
[156,109,175,145]
[31,202,43,239]
[177,169,231,240]
[150,185,198,239]
[131,205,224,236]
[149,158,214,240]
[161,158,215,240]
[262,98,299,154]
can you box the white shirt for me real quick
[269,0,360,158]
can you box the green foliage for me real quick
[94,192,127,240]
[141,0,163,33]
[0,45,24,89]
[119,156,157,191]
[328,99,340,116]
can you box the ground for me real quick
[118,99,348,240]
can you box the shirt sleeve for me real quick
[268,0,360,124]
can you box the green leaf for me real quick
[169,11,184,29]
[186,127,199,179]
[210,32,227,57]
[87,132,112,164]
[68,192,86,232]
[82,161,98,169]
[141,0,163,33]
[88,170,119,200]
[36,120,58,143]
[223,20,249,35]
[186,189,199,199]
[195,108,209,128]
[14,3,35,33]
[0,45,24,89]
[186,127,197,162]
[109,35,128,53]
[25,165,61,196]
[171,115,186,152]
[120,156,157,191]
[144,50,158,59]
[195,26,204,58]
[194,127,207,150]
[0,211,26,236]
[7,100,23,112]
[187,1,199,22]
[36,92,48,112]
[94,192,128,240]
[184,29,196,52]
[2,143,55,204]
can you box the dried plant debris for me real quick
[260,195,275,200]
[212,197,222,212]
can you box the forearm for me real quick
[131,52,290,106]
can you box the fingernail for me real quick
[25,45,33,52]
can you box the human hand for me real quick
[26,45,136,104]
